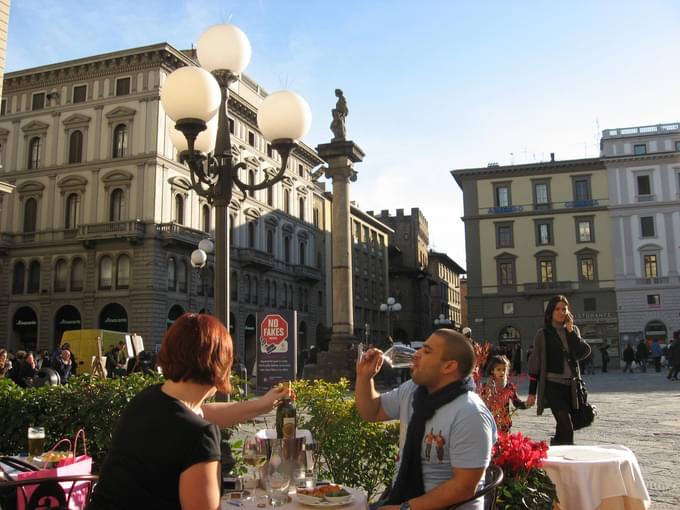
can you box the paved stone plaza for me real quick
[238,368,679,508]
[511,369,680,510]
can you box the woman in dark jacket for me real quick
[527,295,590,445]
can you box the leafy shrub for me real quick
[294,379,398,501]
[0,374,161,465]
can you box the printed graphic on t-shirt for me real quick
[422,429,446,463]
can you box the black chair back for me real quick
[447,464,504,510]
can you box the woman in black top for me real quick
[88,313,290,510]
[527,295,590,445]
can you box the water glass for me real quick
[27,427,45,459]
[382,344,417,368]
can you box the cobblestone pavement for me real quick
[236,369,680,508]
[511,368,680,510]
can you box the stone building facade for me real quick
[428,250,465,330]
[0,43,329,372]
[368,208,433,344]
[601,123,680,348]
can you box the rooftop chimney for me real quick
[550,152,555,162]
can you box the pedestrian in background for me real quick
[650,339,662,372]
[667,338,680,381]
[512,344,522,375]
[0,348,11,378]
[636,340,648,373]
[622,344,635,373]
[600,344,610,373]
[527,294,591,445]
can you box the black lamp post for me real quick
[161,24,311,328]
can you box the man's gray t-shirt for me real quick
[381,380,497,510]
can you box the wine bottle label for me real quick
[282,417,296,438]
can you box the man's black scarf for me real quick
[387,380,469,504]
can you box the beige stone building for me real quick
[452,157,619,364]
[0,43,332,370]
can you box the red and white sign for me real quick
[260,314,289,351]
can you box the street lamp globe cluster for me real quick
[434,313,453,328]
[160,24,312,327]
[380,297,402,338]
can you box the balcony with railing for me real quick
[524,281,572,293]
[603,123,680,138]
[155,222,204,247]
[293,264,322,282]
[82,220,146,243]
[235,247,275,271]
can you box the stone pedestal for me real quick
[314,140,364,381]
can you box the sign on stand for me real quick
[256,310,297,394]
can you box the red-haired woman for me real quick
[88,313,290,510]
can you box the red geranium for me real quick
[492,431,549,475]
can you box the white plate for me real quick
[296,495,354,507]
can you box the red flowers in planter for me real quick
[492,431,549,475]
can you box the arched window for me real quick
[299,242,306,265]
[116,254,131,288]
[272,281,277,307]
[284,236,291,263]
[174,194,184,224]
[229,214,235,246]
[253,277,259,305]
[167,257,176,291]
[248,170,255,198]
[112,124,128,158]
[178,259,188,293]
[54,259,68,292]
[230,271,238,301]
[266,230,274,254]
[99,256,113,289]
[248,221,256,248]
[244,275,251,303]
[288,284,294,309]
[71,258,84,291]
[283,285,287,309]
[299,197,305,221]
[68,130,83,164]
[12,261,25,294]
[267,186,274,206]
[206,266,214,297]
[284,189,290,214]
[27,260,40,294]
[264,279,270,306]
[202,204,211,233]
[28,137,41,169]
[65,193,80,229]
[109,188,124,221]
[23,198,37,233]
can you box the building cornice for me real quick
[4,44,191,93]
[451,158,604,187]
[602,151,680,164]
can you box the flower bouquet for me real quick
[492,431,557,510]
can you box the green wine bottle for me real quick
[276,396,296,439]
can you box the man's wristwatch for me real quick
[400,502,411,510]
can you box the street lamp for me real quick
[161,24,312,328]
[380,297,402,339]
[191,238,214,313]
[434,313,452,328]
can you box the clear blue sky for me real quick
[6,0,680,268]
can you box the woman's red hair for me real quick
[158,313,233,393]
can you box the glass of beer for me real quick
[27,427,45,459]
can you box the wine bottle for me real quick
[276,395,296,439]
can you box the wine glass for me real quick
[242,435,267,500]
[382,344,417,368]
[264,439,291,507]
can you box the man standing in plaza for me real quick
[356,329,496,510]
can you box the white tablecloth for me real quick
[544,445,651,510]
[221,486,368,510]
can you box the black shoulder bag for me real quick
[558,332,596,430]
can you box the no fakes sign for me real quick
[256,310,297,394]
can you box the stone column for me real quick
[310,140,364,381]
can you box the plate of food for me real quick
[296,485,353,507]
[35,451,72,465]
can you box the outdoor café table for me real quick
[221,486,368,510]
[543,445,651,510]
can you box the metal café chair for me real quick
[447,464,504,510]
[0,473,98,510]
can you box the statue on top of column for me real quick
[330,89,348,142]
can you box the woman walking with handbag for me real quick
[526,295,591,445]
